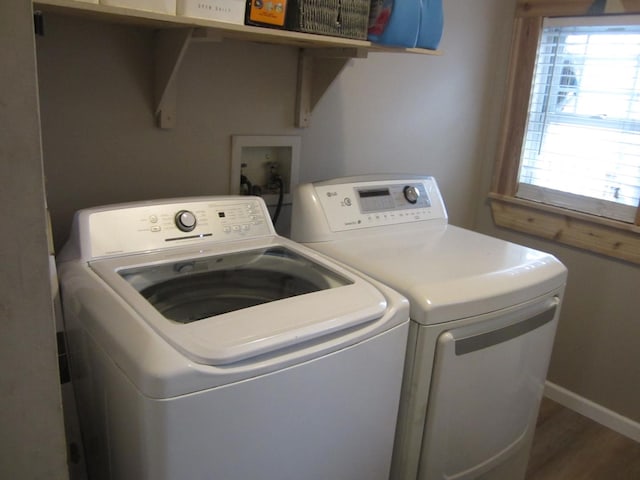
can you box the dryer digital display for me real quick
[358,188,391,198]
[357,187,395,212]
[356,183,432,214]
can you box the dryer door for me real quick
[419,294,560,480]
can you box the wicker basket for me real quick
[287,0,371,40]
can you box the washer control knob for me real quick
[175,210,197,232]
[403,186,420,204]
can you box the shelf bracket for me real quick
[154,28,194,129]
[154,28,222,129]
[295,47,368,128]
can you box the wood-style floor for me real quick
[526,398,640,480]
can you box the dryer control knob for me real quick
[175,210,197,232]
[403,186,420,204]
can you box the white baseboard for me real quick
[544,381,640,443]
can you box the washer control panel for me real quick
[81,197,273,259]
[313,177,447,233]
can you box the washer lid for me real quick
[90,242,388,365]
[306,225,567,325]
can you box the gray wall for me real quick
[1,0,68,478]
[34,0,638,463]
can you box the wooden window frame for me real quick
[490,0,640,265]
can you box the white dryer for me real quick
[57,196,409,480]
[291,175,567,480]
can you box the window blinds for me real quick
[518,16,640,222]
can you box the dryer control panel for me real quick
[63,197,275,261]
[307,176,447,233]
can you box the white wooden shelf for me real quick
[33,0,440,127]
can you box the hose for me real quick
[271,176,284,226]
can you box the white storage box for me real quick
[100,0,176,15]
[177,0,245,24]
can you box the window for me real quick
[490,1,640,265]
[521,16,640,222]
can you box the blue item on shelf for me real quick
[368,0,443,50]
[368,0,420,48]
[417,0,444,49]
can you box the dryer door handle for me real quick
[454,299,558,356]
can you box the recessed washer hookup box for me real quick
[177,0,245,24]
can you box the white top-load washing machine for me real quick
[291,175,568,480]
[57,195,409,480]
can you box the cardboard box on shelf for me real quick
[100,0,176,15]
[177,0,245,24]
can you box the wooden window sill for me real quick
[488,193,640,265]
